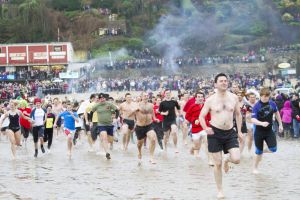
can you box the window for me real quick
[54,46,62,52]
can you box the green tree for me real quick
[126,38,144,50]
[282,12,294,21]
[51,0,81,11]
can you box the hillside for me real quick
[0,0,299,58]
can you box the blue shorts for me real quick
[92,125,114,141]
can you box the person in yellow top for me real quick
[84,94,98,152]
[44,104,56,152]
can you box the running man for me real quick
[236,91,248,154]
[178,92,189,145]
[132,92,158,165]
[251,87,283,174]
[199,73,243,199]
[91,93,118,160]
[30,98,47,158]
[54,102,79,159]
[84,94,97,152]
[159,89,180,153]
[185,91,213,165]
[52,98,63,137]
[153,96,164,150]
[119,93,137,151]
[245,92,257,154]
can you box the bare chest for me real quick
[210,99,235,114]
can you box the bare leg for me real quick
[147,131,157,164]
[247,129,253,153]
[163,131,170,152]
[192,138,200,157]
[108,135,114,150]
[203,136,214,166]
[212,152,224,199]
[182,121,188,145]
[253,154,262,174]
[137,139,143,165]
[7,130,16,159]
[239,134,246,155]
[100,131,109,154]
[223,148,240,173]
[14,131,22,146]
[121,124,129,150]
[171,124,178,152]
[67,134,72,158]
[87,132,94,150]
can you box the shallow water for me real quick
[0,134,299,200]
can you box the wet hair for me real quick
[248,92,256,97]
[90,94,96,100]
[125,93,131,97]
[195,91,205,98]
[260,87,271,97]
[73,101,79,108]
[214,73,228,83]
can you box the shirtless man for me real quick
[119,93,137,151]
[178,92,189,145]
[132,92,158,165]
[199,73,243,199]
[236,91,248,154]
[52,98,63,137]
[245,93,257,154]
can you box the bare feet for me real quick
[252,168,260,174]
[67,152,72,159]
[190,148,194,155]
[223,160,230,173]
[138,154,142,166]
[217,191,225,199]
[149,159,156,164]
[208,160,214,167]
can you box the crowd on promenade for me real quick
[99,43,300,70]
[101,49,266,70]
[1,72,298,100]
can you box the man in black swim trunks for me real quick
[119,93,137,151]
[132,92,158,165]
[199,73,243,199]
[159,89,180,153]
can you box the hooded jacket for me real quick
[280,100,292,123]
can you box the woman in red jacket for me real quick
[185,92,213,165]
[18,99,32,146]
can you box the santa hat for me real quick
[34,98,42,104]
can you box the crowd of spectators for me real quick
[0,69,62,81]
[0,72,297,102]
[99,48,268,70]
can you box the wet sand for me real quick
[0,133,299,200]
